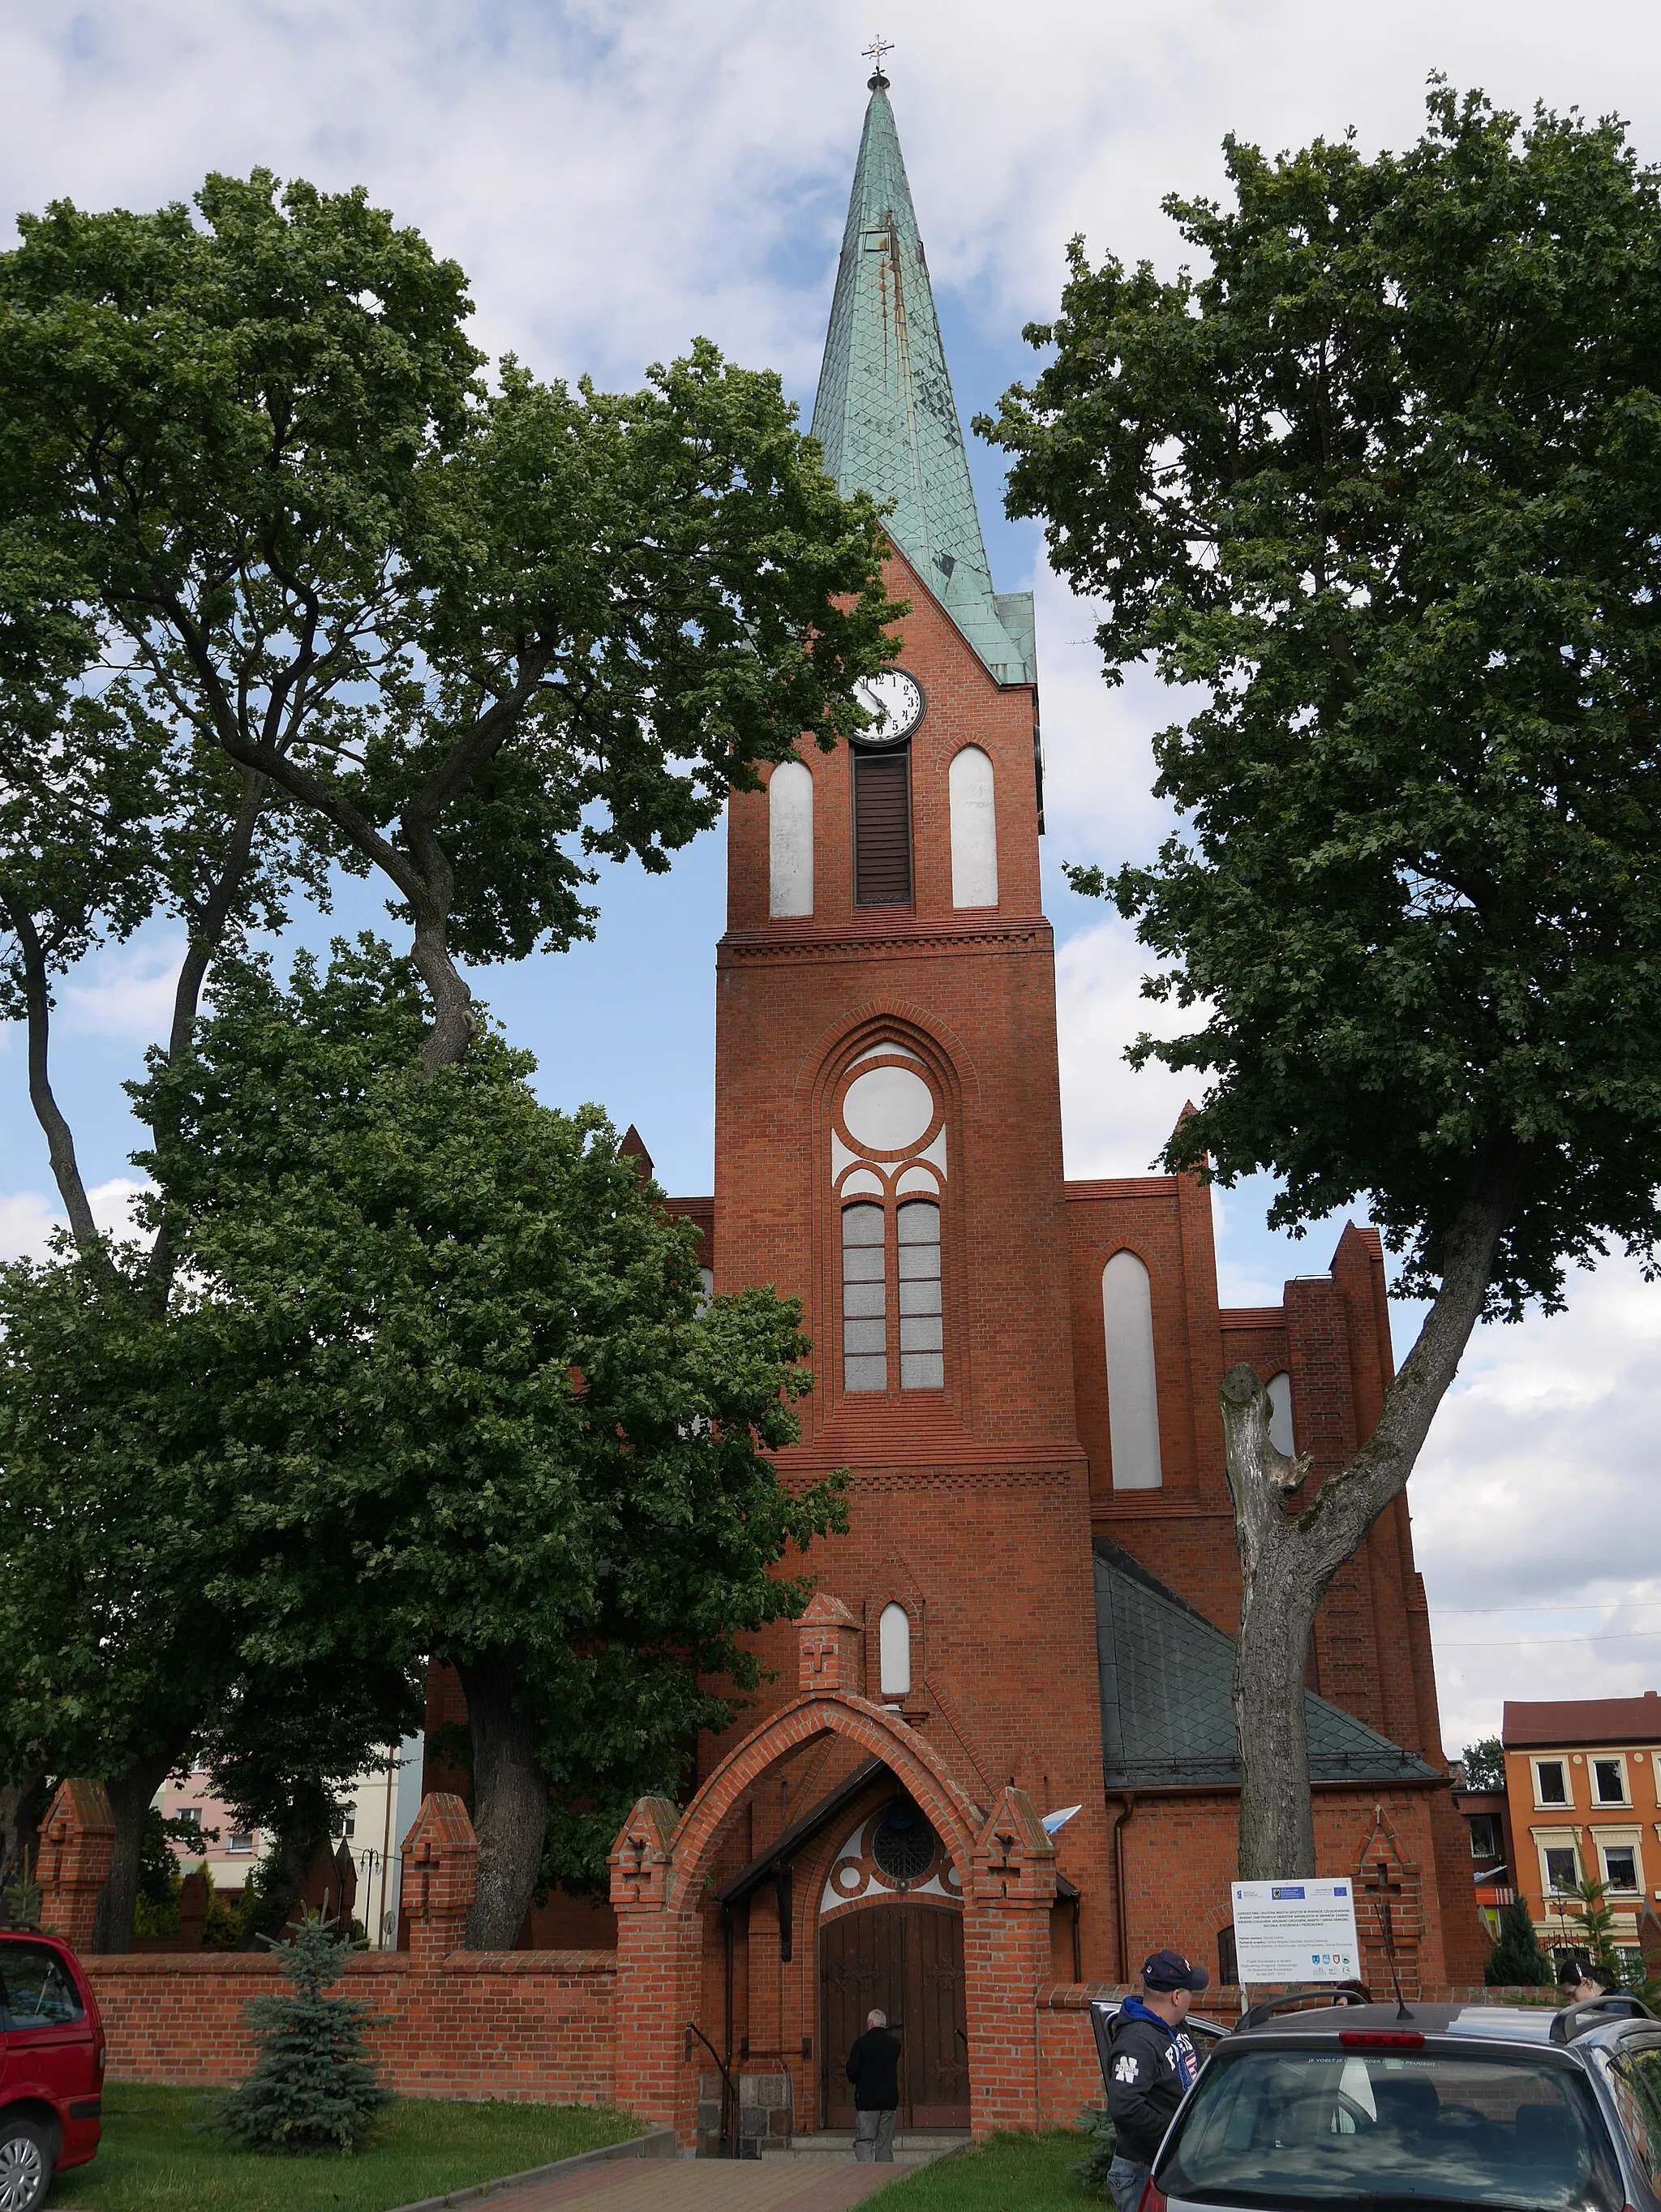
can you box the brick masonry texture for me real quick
[82,1948,618,2103]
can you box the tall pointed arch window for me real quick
[832,1041,948,1394]
[1102,1249,1162,1489]
[853,750,912,904]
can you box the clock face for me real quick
[853,668,925,745]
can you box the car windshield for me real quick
[1157,2046,1622,2210]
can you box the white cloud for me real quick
[1414,1256,1661,1750]
[0,1176,153,1261]
[1054,911,1194,1183]
[0,1188,63,1263]
[59,934,186,1044]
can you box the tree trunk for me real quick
[1221,1368,1323,1877]
[457,1652,547,1950]
[92,1749,181,1953]
[0,1772,47,1893]
[1,893,101,1252]
[1218,1146,1525,1882]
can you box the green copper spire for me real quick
[812,79,1035,685]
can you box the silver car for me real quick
[1139,1990,1661,2212]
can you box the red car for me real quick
[0,1930,104,2212]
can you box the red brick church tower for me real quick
[424,62,1484,2151]
[601,63,1486,2142]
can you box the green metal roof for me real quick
[811,83,1034,685]
[1094,1538,1443,1792]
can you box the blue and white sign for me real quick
[1231,1878,1361,1983]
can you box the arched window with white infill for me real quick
[948,745,998,908]
[768,759,813,917]
[830,1038,951,1398]
[1266,1371,1295,1456]
[878,1603,912,1699]
[1102,1250,1163,1490]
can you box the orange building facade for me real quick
[1503,1694,1661,1965]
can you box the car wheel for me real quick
[0,2118,54,2212]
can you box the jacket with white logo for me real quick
[1104,1997,1200,2163]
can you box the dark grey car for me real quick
[1136,1991,1661,2212]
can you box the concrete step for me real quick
[760,2129,968,2167]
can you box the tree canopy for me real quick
[984,84,1661,1875]
[0,170,899,1068]
[131,942,843,1940]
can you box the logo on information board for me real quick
[1271,1885,1307,1900]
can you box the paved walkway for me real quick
[484,2157,904,2210]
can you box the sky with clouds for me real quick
[3,0,1659,1754]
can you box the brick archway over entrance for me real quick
[607,1596,1060,2148]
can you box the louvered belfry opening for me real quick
[853,746,912,904]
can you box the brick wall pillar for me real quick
[36,1779,115,1952]
[398,1792,477,1957]
[964,1785,1057,2137]
[1353,1805,1424,2000]
[610,1794,701,2144]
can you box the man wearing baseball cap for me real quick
[1102,1948,1209,2212]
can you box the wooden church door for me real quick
[820,1903,969,2128]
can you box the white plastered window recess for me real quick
[768,758,813,917]
[1102,1250,1162,1489]
[878,1602,912,1699]
[948,745,998,908]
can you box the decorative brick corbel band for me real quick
[398,1791,478,1957]
[37,1778,116,1951]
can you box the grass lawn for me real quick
[47,2081,642,2212]
[873,2131,1099,2208]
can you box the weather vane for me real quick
[863,33,893,88]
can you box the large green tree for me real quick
[984,85,1661,1878]
[0,167,894,1939]
[0,170,897,1072]
[132,943,843,1946]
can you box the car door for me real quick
[1602,2033,1661,2208]
[0,1942,92,2112]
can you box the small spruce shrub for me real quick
[1074,2105,1117,2190]
[2,1848,42,1931]
[1486,1896,1555,1987]
[219,1910,389,2154]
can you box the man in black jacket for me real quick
[845,2008,903,2161]
[1103,1949,1208,2211]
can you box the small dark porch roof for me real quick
[1094,1537,1441,1791]
[712,1756,891,1909]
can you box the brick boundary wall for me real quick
[83,1948,618,2105]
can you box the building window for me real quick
[878,1603,912,1699]
[175,1806,200,1831]
[1265,1371,1295,1456]
[842,1202,887,1392]
[948,745,998,908]
[226,1832,255,1856]
[1467,1815,1500,1860]
[1534,1759,1569,1807]
[1593,1757,1629,1806]
[1102,1250,1162,1490]
[768,759,813,917]
[853,749,912,904]
[897,1200,942,1389]
[1602,1843,1640,1892]
[1543,1845,1579,1894]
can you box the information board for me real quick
[1230,1878,1362,1983]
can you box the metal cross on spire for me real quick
[863,32,893,88]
